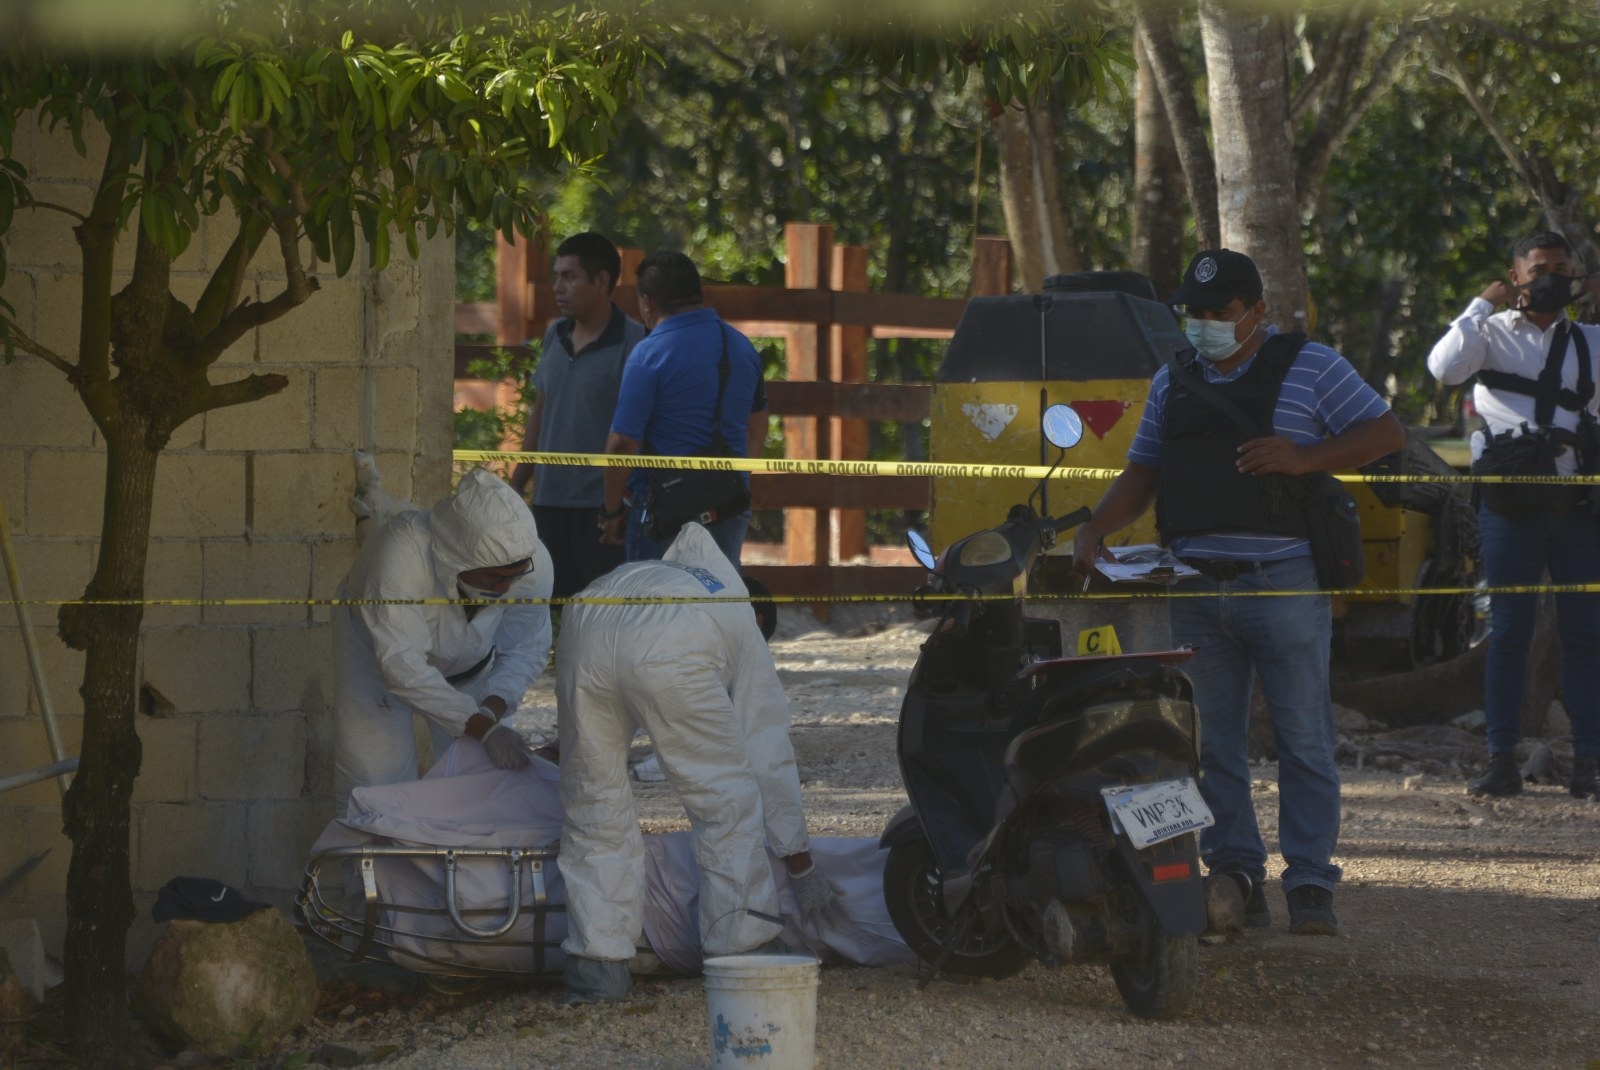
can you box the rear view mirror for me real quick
[1042,404,1084,450]
[906,530,937,570]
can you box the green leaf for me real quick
[331,210,355,277]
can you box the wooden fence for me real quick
[455,222,1015,612]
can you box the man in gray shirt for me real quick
[510,232,648,599]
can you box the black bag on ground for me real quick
[642,324,753,541]
[1164,336,1366,589]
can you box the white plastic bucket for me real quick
[703,953,819,1069]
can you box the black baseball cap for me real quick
[152,876,270,924]
[1168,249,1263,309]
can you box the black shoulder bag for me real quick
[1164,340,1366,589]
[1471,321,1594,516]
[642,325,753,541]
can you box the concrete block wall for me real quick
[0,114,456,962]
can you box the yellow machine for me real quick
[929,273,1478,667]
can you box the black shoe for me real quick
[1468,752,1522,797]
[1286,885,1339,937]
[1226,872,1272,929]
[1572,755,1599,799]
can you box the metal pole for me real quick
[0,758,79,796]
[0,492,73,796]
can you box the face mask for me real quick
[1522,272,1582,315]
[1185,316,1252,362]
[458,582,508,603]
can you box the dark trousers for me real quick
[533,505,626,600]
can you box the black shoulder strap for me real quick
[1475,320,1594,426]
[1163,331,1308,438]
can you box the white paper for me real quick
[1093,544,1200,585]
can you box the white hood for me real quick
[429,469,541,580]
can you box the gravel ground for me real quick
[269,617,1600,1070]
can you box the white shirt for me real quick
[1427,297,1600,475]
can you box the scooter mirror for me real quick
[906,530,937,571]
[1042,404,1084,450]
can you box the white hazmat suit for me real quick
[557,523,809,964]
[333,469,554,814]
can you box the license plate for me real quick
[1101,777,1213,850]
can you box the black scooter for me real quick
[880,404,1209,1019]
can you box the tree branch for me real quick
[192,211,269,337]
[19,197,89,223]
[188,209,318,368]
[179,372,290,424]
[1289,8,1366,123]
[1134,0,1220,249]
[0,313,78,379]
[1422,26,1527,182]
[1296,26,1417,216]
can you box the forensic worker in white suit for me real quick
[555,522,839,1004]
[333,468,554,814]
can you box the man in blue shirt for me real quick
[1071,249,1404,938]
[598,250,767,566]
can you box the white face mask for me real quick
[458,582,508,603]
[1185,315,1255,362]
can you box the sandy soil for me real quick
[272,618,1596,1068]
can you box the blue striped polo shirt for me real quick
[1127,332,1391,561]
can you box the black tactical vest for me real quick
[1156,334,1309,543]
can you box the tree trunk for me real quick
[995,96,1082,294]
[1131,33,1186,299]
[1198,0,1309,333]
[1133,0,1221,251]
[58,417,154,1063]
[1330,594,1559,733]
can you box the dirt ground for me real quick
[110,616,1600,1069]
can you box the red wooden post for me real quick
[496,228,551,343]
[783,224,833,577]
[971,236,1014,297]
[831,245,870,562]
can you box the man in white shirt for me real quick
[1426,230,1600,799]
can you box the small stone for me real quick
[1451,709,1487,733]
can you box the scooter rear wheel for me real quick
[883,840,1029,980]
[1108,899,1198,1019]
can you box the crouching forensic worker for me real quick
[555,522,838,1004]
[1072,249,1404,938]
[333,468,554,815]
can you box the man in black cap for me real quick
[1072,249,1403,937]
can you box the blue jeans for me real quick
[625,499,749,568]
[1168,556,1341,892]
[1477,501,1600,758]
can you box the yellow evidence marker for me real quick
[1077,624,1123,656]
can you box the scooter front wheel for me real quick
[883,840,1029,980]
[1108,899,1198,1019]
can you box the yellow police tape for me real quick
[452,448,1600,485]
[2,578,1592,610]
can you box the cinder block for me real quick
[309,537,358,624]
[0,357,97,447]
[131,714,197,805]
[245,230,321,282]
[257,279,362,365]
[251,624,334,712]
[245,799,335,891]
[313,367,421,452]
[143,540,203,627]
[10,538,95,601]
[0,897,66,971]
[134,801,248,892]
[19,809,70,905]
[0,272,37,341]
[202,368,310,451]
[202,540,309,626]
[0,450,24,532]
[2,186,94,270]
[26,450,105,537]
[252,452,357,538]
[33,119,108,183]
[0,714,82,807]
[150,453,246,538]
[369,451,417,506]
[196,713,306,800]
[0,626,85,723]
[139,626,250,713]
